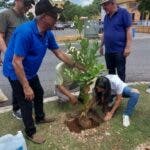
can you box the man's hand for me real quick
[23,85,35,101]
[99,47,104,56]
[103,112,113,121]
[69,95,78,105]
[124,48,131,57]
[124,26,132,57]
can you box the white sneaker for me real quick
[123,115,130,127]
[146,88,150,93]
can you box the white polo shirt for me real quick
[105,75,127,95]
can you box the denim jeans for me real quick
[122,86,140,116]
[105,52,126,81]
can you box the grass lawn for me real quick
[0,84,150,150]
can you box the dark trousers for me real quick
[105,52,126,82]
[8,75,45,137]
[12,92,20,112]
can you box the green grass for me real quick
[0,85,150,150]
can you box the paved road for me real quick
[126,36,150,82]
[0,32,150,106]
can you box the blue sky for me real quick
[70,0,94,6]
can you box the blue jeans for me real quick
[122,86,140,116]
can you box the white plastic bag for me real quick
[0,131,27,150]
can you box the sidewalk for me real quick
[134,33,150,39]
[56,33,150,42]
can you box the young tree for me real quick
[64,39,105,116]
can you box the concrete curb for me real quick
[56,35,82,42]
[56,35,150,45]
[0,82,149,114]
[55,33,150,42]
[55,34,103,42]
[0,91,79,114]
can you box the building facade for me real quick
[101,0,149,23]
[117,0,149,22]
[53,0,65,8]
[117,0,140,21]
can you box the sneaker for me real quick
[146,88,150,94]
[123,115,130,127]
[12,109,22,120]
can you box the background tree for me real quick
[137,0,150,13]
[60,1,83,21]
[0,0,6,8]
[60,0,101,22]
[137,0,150,21]
[0,0,14,8]
[73,15,84,36]
[27,12,34,20]
[86,0,101,18]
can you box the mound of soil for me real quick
[65,109,103,133]
[135,142,150,150]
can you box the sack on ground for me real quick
[0,131,27,150]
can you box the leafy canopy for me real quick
[64,39,105,88]
[60,0,101,21]
[137,0,150,13]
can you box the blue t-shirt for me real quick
[3,19,59,80]
[104,7,132,53]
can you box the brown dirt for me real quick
[65,110,103,133]
[65,118,82,133]
[135,142,150,150]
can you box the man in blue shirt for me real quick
[100,0,132,81]
[3,0,83,144]
[0,0,35,119]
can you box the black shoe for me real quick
[36,117,55,124]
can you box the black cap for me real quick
[23,0,35,6]
[35,0,63,18]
